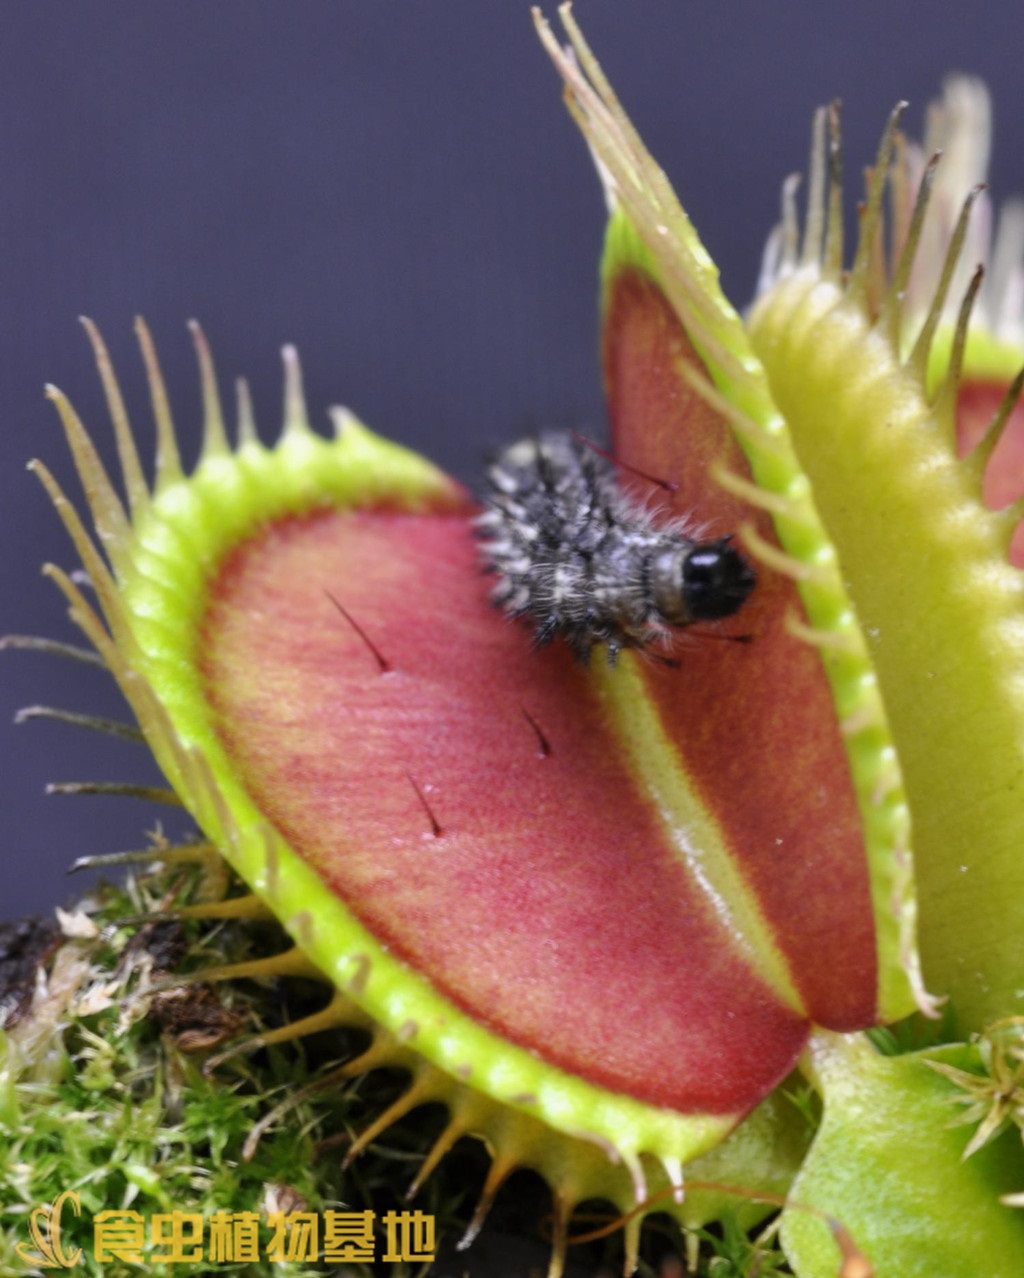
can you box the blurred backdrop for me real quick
[3,0,1022,917]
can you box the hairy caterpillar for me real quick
[477,431,756,663]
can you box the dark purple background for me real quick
[3,0,1022,918]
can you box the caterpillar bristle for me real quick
[478,431,756,661]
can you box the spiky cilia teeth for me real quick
[30,312,822,1274]
[29,16,1006,1272]
[14,705,144,742]
[749,90,1024,1034]
[540,8,930,1024]
[68,839,218,873]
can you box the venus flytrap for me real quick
[7,6,1024,1276]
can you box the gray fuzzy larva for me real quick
[477,431,756,663]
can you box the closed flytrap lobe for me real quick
[9,4,1024,1276]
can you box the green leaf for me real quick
[781,1033,1024,1277]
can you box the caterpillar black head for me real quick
[657,539,757,625]
[478,431,758,663]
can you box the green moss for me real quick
[1,859,800,1277]
[0,865,463,1278]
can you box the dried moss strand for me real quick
[134,316,183,489]
[79,317,149,515]
[242,1063,356,1163]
